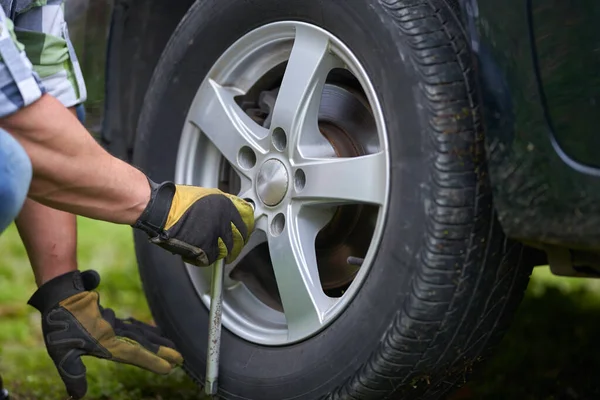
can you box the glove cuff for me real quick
[132,177,176,238]
[27,270,100,314]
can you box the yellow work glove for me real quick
[133,178,255,266]
[28,270,183,400]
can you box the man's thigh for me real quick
[0,128,32,234]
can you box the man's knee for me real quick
[0,128,32,233]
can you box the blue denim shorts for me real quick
[0,127,32,234]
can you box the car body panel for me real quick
[459,0,600,249]
[531,0,600,170]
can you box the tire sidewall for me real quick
[133,1,430,399]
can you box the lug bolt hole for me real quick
[238,146,257,170]
[294,169,306,192]
[272,127,287,152]
[271,213,285,236]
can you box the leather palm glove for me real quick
[28,270,183,400]
[133,178,255,267]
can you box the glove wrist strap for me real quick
[27,271,87,314]
[132,177,176,238]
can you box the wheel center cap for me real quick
[256,159,289,206]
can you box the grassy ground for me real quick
[1,218,600,399]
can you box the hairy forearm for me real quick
[1,94,150,225]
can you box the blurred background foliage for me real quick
[1,219,600,399]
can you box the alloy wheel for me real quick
[175,21,390,345]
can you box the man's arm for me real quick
[2,93,150,225]
[0,2,253,267]
[16,199,77,286]
[16,107,83,287]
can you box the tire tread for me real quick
[326,1,532,399]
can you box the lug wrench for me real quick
[205,256,225,397]
[205,199,255,397]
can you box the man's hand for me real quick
[28,270,183,400]
[133,178,255,267]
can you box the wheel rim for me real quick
[176,21,390,346]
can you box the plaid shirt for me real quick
[0,0,86,118]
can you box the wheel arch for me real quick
[100,0,196,162]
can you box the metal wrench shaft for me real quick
[205,258,224,396]
[205,199,254,397]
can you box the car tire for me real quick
[132,0,533,399]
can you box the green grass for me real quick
[2,218,600,399]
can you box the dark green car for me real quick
[69,0,600,399]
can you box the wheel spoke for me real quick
[293,152,387,206]
[188,79,269,175]
[224,229,268,281]
[268,204,334,341]
[269,25,342,160]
